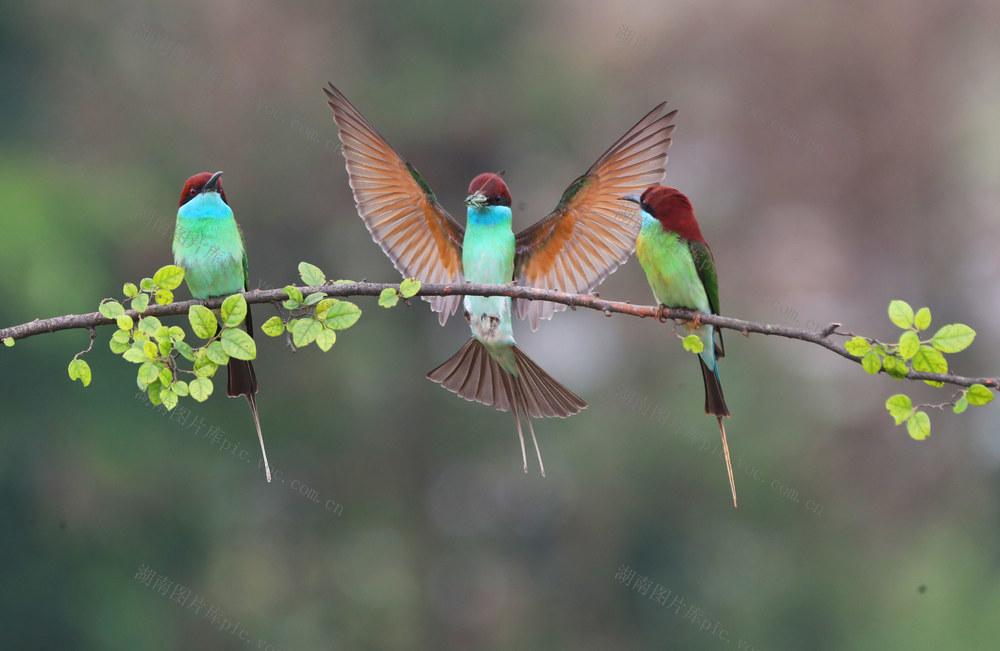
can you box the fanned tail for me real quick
[427,338,586,475]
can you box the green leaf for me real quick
[2,337,13,347]
[314,298,336,319]
[142,340,158,360]
[907,410,931,440]
[292,317,323,347]
[261,316,285,337]
[316,328,337,352]
[171,380,189,397]
[158,365,173,386]
[953,397,969,414]
[898,331,920,360]
[153,326,171,343]
[912,345,947,387]
[378,288,399,308]
[304,292,325,306]
[147,380,162,405]
[116,314,134,330]
[325,300,362,330]
[221,328,257,360]
[67,358,92,387]
[122,343,147,363]
[158,339,172,357]
[161,389,178,411]
[967,384,993,406]
[206,340,230,365]
[188,305,218,339]
[131,293,150,313]
[193,351,218,378]
[154,289,173,305]
[123,282,139,298]
[139,277,155,292]
[885,394,913,425]
[399,278,421,298]
[109,334,130,355]
[845,337,871,357]
[138,316,163,336]
[99,300,125,319]
[931,324,976,353]
[861,351,882,374]
[168,326,185,341]
[283,285,303,309]
[174,340,195,361]
[137,361,159,387]
[221,294,248,327]
[298,261,327,286]
[153,265,185,290]
[914,307,931,330]
[882,355,908,380]
[888,300,914,329]
[681,334,704,353]
[189,377,213,402]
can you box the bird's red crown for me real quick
[467,173,512,206]
[179,172,228,207]
[640,186,705,244]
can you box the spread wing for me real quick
[325,83,465,325]
[689,239,724,358]
[513,102,677,330]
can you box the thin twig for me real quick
[1,282,996,390]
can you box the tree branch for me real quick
[2,281,996,390]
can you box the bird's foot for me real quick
[656,305,670,323]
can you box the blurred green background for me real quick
[2,1,999,648]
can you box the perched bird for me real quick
[623,186,735,506]
[326,83,676,474]
[173,171,271,482]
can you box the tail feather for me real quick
[427,338,586,474]
[511,346,587,417]
[697,357,736,507]
[718,416,737,508]
[698,357,729,417]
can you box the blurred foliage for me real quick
[2,1,1000,649]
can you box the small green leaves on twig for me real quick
[92,265,262,410]
[868,300,987,439]
[260,262,363,353]
[378,278,421,308]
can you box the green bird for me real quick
[624,186,735,506]
[173,171,271,482]
[326,84,675,474]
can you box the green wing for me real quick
[241,244,255,339]
[689,240,724,358]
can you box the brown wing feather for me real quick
[514,103,678,330]
[325,83,465,324]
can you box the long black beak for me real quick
[203,170,224,193]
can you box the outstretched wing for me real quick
[325,83,465,325]
[513,102,677,330]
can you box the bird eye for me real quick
[190,188,197,195]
